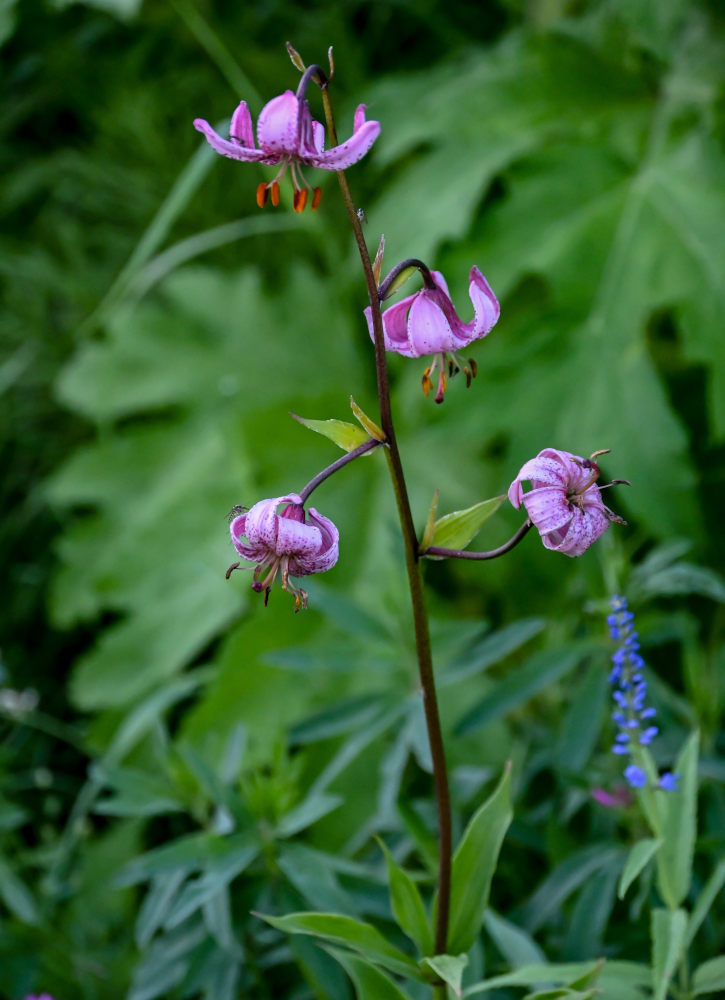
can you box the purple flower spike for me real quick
[194,90,379,211]
[658,772,680,792]
[227,494,339,611]
[508,448,624,557]
[365,267,499,403]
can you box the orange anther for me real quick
[469,357,477,378]
[270,182,280,206]
[311,187,322,209]
[293,188,309,212]
[256,183,268,208]
[421,374,432,397]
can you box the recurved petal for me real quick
[243,496,283,548]
[230,513,265,560]
[229,101,255,148]
[311,119,380,170]
[310,119,325,156]
[469,267,500,335]
[511,454,573,492]
[194,118,272,162]
[367,298,419,357]
[301,508,340,573]
[406,291,456,355]
[521,485,574,535]
[547,505,609,557]
[275,517,323,558]
[256,90,302,155]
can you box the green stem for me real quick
[320,87,453,959]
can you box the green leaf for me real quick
[379,840,434,955]
[135,870,186,948]
[350,396,385,441]
[457,646,589,735]
[483,909,546,967]
[327,947,414,1000]
[420,489,439,551]
[693,956,725,997]
[421,954,469,996]
[259,912,424,980]
[618,838,662,899]
[276,792,343,837]
[651,908,688,1000]
[686,858,725,948]
[426,496,505,555]
[655,730,699,908]
[446,764,512,954]
[0,856,39,924]
[291,413,371,452]
[463,961,603,996]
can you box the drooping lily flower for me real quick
[194,87,380,211]
[226,494,339,610]
[365,266,499,402]
[508,448,626,557]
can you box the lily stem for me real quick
[422,520,532,560]
[320,86,453,967]
[298,437,384,504]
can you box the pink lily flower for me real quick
[365,267,499,402]
[193,90,380,211]
[508,448,626,557]
[227,494,339,610]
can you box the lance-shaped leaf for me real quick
[258,911,424,980]
[290,413,371,452]
[327,947,414,1000]
[618,838,662,899]
[655,730,699,909]
[350,395,385,441]
[378,840,434,955]
[424,496,505,557]
[652,908,688,1000]
[443,764,513,954]
[420,489,439,551]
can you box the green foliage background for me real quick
[1,0,725,998]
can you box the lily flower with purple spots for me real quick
[366,265,499,403]
[194,69,380,212]
[226,494,339,611]
[508,448,627,557]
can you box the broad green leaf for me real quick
[692,956,725,997]
[379,840,434,955]
[162,842,257,929]
[327,947,414,1000]
[421,954,468,996]
[618,838,662,899]
[518,845,622,933]
[446,764,512,954]
[260,912,424,980]
[651,908,688,1000]
[426,496,505,555]
[116,832,257,887]
[290,413,371,452]
[655,731,699,908]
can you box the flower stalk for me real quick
[320,83,453,962]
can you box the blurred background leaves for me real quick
[2,0,725,997]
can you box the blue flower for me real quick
[607,595,678,791]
